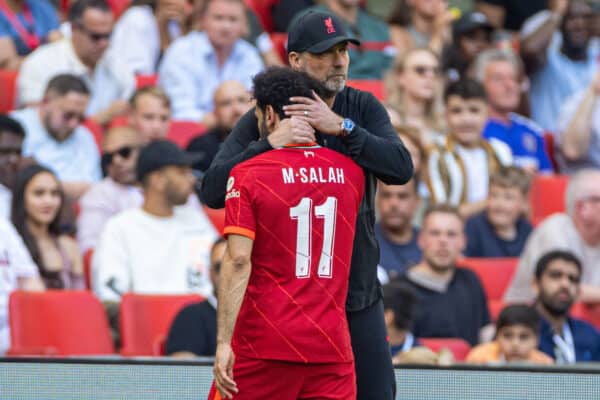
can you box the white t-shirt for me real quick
[0,184,11,220]
[455,145,489,203]
[0,218,39,354]
[93,206,217,301]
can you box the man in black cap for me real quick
[93,140,218,302]
[201,10,413,400]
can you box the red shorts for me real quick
[208,356,356,400]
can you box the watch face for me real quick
[343,119,355,131]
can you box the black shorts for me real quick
[347,298,396,400]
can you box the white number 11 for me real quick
[289,197,338,279]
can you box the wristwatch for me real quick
[340,118,356,137]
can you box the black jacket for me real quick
[200,86,413,311]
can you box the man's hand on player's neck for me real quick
[267,116,316,148]
[284,90,344,136]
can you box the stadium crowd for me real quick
[1,0,600,371]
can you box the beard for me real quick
[538,292,573,318]
[322,76,346,98]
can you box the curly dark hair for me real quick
[252,67,327,120]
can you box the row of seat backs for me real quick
[8,291,202,357]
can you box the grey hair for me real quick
[472,49,523,83]
[565,169,600,215]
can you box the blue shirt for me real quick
[483,114,553,173]
[529,44,598,132]
[375,223,421,280]
[159,32,264,121]
[538,316,600,362]
[0,0,59,55]
[11,108,101,182]
[464,211,532,258]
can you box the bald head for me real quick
[213,80,252,131]
[102,126,144,186]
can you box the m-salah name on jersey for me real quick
[282,167,345,185]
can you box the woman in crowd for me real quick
[11,164,84,289]
[386,48,445,146]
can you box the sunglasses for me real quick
[74,22,112,42]
[102,146,137,165]
[412,65,440,77]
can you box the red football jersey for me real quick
[223,144,365,363]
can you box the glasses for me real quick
[102,146,137,165]
[74,22,112,42]
[411,65,440,77]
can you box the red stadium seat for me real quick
[269,32,288,64]
[119,293,203,356]
[84,249,94,290]
[107,0,131,18]
[245,0,278,32]
[459,258,518,320]
[0,69,17,113]
[8,290,114,356]
[167,121,206,148]
[543,132,559,173]
[82,119,104,151]
[529,174,569,226]
[203,206,225,235]
[419,337,471,361]
[135,74,159,88]
[571,302,600,330]
[346,80,385,101]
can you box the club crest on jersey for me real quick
[324,17,336,34]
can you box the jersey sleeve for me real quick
[223,165,256,240]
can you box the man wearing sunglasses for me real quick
[11,74,101,200]
[17,0,135,126]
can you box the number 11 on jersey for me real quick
[289,197,338,279]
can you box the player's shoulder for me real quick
[510,113,544,136]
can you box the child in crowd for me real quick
[464,166,533,258]
[425,79,513,218]
[466,304,553,365]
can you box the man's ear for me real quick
[288,51,302,69]
[266,104,279,128]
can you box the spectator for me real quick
[424,79,512,218]
[521,0,597,132]
[466,304,554,364]
[106,0,187,75]
[555,69,600,174]
[17,0,135,126]
[298,0,394,79]
[383,281,421,358]
[0,115,27,218]
[76,126,144,253]
[128,85,172,142]
[166,237,226,358]
[158,0,263,126]
[396,125,426,175]
[533,250,600,363]
[186,80,251,172]
[399,204,492,346]
[388,0,455,56]
[505,169,600,303]
[385,48,445,145]
[93,140,217,301]
[11,164,84,289]
[383,280,454,365]
[464,166,532,258]
[11,74,101,200]
[375,178,422,279]
[0,217,44,354]
[442,11,494,81]
[0,0,60,70]
[476,0,548,31]
[474,49,553,174]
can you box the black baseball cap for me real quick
[453,11,494,37]
[287,10,360,54]
[136,140,201,181]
